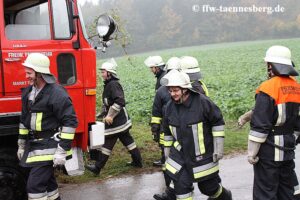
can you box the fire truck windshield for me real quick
[77,2,89,41]
[4,0,72,40]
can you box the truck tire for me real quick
[0,148,28,200]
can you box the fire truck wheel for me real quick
[0,148,28,200]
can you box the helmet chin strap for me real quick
[267,63,275,79]
[33,72,45,88]
[106,72,112,80]
[154,67,160,75]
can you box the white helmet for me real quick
[144,56,164,68]
[165,57,181,71]
[180,56,200,73]
[264,45,292,66]
[22,53,51,74]
[162,69,192,89]
[22,53,56,84]
[100,58,117,75]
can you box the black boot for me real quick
[85,164,101,175]
[153,187,176,200]
[153,192,169,200]
[128,148,143,168]
[207,187,232,200]
[295,193,300,200]
[126,161,143,168]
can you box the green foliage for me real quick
[99,38,300,121]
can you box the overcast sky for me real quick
[78,0,99,6]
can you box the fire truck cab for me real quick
[0,0,115,199]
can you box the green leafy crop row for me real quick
[96,38,300,122]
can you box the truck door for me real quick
[0,0,85,133]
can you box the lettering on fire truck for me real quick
[8,52,53,58]
[12,81,30,86]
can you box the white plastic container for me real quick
[65,147,85,176]
[89,121,105,149]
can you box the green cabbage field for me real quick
[98,38,300,121]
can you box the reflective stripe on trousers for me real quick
[28,192,48,200]
[176,192,193,200]
[166,157,182,175]
[47,189,59,200]
[193,162,219,179]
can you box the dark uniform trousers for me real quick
[95,130,142,170]
[27,165,60,200]
[174,167,221,198]
[254,159,299,200]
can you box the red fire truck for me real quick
[0,0,116,199]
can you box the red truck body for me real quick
[0,0,96,151]
[0,1,108,199]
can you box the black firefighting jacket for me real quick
[19,83,78,167]
[151,86,170,125]
[102,77,132,135]
[163,92,225,182]
[150,81,209,145]
[249,76,300,161]
[191,80,209,96]
[155,69,167,91]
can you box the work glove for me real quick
[247,140,261,165]
[103,104,121,125]
[53,144,67,167]
[238,110,253,128]
[103,116,113,125]
[213,137,224,162]
[17,139,26,160]
[151,123,160,142]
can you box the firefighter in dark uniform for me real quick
[162,69,232,200]
[86,59,142,175]
[239,107,300,198]
[145,55,167,91]
[153,56,210,200]
[180,56,209,96]
[248,45,300,200]
[152,57,181,200]
[144,55,167,167]
[17,53,78,200]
